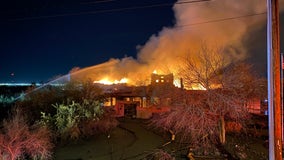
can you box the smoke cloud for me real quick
[137,0,268,70]
[70,0,283,86]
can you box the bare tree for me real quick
[151,102,219,147]
[180,44,264,144]
[180,44,230,90]
[150,44,265,155]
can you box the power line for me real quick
[11,0,210,21]
[176,12,266,28]
[177,0,210,4]
[8,0,265,29]
[81,0,210,5]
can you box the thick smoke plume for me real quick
[70,0,283,86]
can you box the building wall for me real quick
[151,73,174,86]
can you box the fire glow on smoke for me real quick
[68,0,281,90]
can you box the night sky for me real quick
[0,0,176,83]
[0,0,283,83]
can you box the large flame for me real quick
[94,77,128,85]
[68,0,283,90]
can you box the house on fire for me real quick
[99,73,177,119]
[99,73,266,119]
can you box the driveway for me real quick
[54,118,166,160]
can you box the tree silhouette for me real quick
[150,44,265,155]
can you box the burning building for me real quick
[97,71,265,119]
[55,0,272,118]
[151,73,174,86]
[98,73,180,119]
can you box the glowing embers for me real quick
[94,77,128,85]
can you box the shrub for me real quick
[80,107,118,136]
[0,109,53,160]
[147,149,175,160]
[225,121,243,133]
[40,99,105,140]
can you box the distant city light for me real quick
[0,83,41,86]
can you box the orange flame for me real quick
[68,0,268,90]
[94,77,128,85]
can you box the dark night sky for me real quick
[0,0,176,83]
[0,0,283,83]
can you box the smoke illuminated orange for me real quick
[67,0,269,90]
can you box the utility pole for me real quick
[267,0,282,159]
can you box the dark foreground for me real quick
[55,118,269,160]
